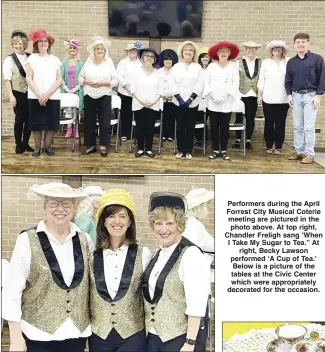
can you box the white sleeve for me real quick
[109,62,118,88]
[2,232,31,322]
[203,66,213,97]
[179,246,210,317]
[78,61,87,86]
[141,246,152,271]
[117,60,127,87]
[193,65,204,96]
[129,71,138,95]
[227,63,240,96]
[257,60,267,91]
[3,56,13,81]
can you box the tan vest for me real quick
[21,229,90,334]
[90,245,145,339]
[10,56,28,93]
[144,247,188,342]
[238,58,261,94]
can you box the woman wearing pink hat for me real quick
[26,29,63,157]
[257,40,290,155]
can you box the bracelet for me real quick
[185,338,196,345]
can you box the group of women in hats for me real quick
[2,182,212,352]
[4,29,291,160]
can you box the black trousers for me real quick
[162,102,176,139]
[134,108,158,151]
[89,328,146,352]
[119,93,133,138]
[23,334,87,352]
[209,110,232,151]
[13,90,31,147]
[235,96,258,139]
[262,101,289,150]
[176,105,198,154]
[84,94,111,147]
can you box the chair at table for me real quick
[229,99,246,159]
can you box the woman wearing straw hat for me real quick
[172,41,203,159]
[158,49,178,142]
[3,30,33,154]
[79,36,118,157]
[129,48,162,158]
[143,192,210,352]
[117,41,143,142]
[61,39,84,139]
[2,182,93,352]
[257,40,290,155]
[26,29,63,157]
[204,41,240,160]
[89,189,151,352]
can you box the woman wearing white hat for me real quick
[2,182,93,352]
[79,36,118,157]
[117,41,143,142]
[257,40,290,155]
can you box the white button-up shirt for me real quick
[3,52,28,81]
[148,241,211,335]
[117,57,143,97]
[158,67,176,99]
[103,244,151,299]
[2,221,93,341]
[257,58,289,104]
[237,56,258,97]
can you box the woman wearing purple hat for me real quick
[257,40,290,155]
[129,48,162,158]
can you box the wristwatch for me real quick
[186,338,196,345]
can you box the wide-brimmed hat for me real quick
[177,40,200,62]
[124,40,142,51]
[83,186,104,197]
[149,192,187,213]
[11,30,28,40]
[87,36,111,55]
[28,29,55,45]
[199,47,209,55]
[265,40,288,53]
[185,188,214,210]
[96,189,136,221]
[138,48,159,64]
[241,41,262,49]
[208,41,240,61]
[158,49,178,68]
[31,182,87,199]
[64,39,81,48]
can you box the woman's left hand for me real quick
[180,343,195,351]
[95,81,110,88]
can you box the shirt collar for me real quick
[36,220,80,244]
[104,243,129,256]
[160,241,180,254]
[242,56,259,61]
[296,50,310,59]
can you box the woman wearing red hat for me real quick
[204,41,240,160]
[26,29,63,157]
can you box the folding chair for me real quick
[59,93,79,152]
[229,99,246,159]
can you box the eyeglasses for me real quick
[46,199,75,208]
[143,54,155,59]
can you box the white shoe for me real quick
[186,153,192,159]
[175,152,184,159]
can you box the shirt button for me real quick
[151,319,155,322]
[67,289,70,293]
[151,312,155,316]
[112,312,116,315]
[151,307,155,310]
[112,321,116,324]
[66,310,71,313]
[111,303,115,307]
[67,300,70,303]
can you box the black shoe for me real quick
[82,146,96,155]
[232,140,241,149]
[162,137,166,142]
[221,151,230,160]
[15,145,25,154]
[167,137,174,142]
[44,147,55,156]
[25,144,34,152]
[146,151,155,158]
[100,149,108,157]
[32,148,41,157]
[135,150,144,157]
[246,141,252,150]
[208,151,220,159]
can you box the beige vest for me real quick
[90,245,145,339]
[144,247,188,342]
[21,229,90,334]
[238,58,261,94]
[10,56,28,93]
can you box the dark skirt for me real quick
[29,99,60,132]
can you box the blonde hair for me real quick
[11,36,28,50]
[66,45,80,59]
[149,206,187,233]
[270,47,287,59]
[74,195,100,220]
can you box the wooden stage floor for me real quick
[2,135,324,174]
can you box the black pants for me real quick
[84,94,111,147]
[23,334,87,352]
[176,105,198,154]
[89,328,146,352]
[147,333,205,352]
[262,101,289,150]
[119,93,133,138]
[134,108,158,151]
[209,110,232,151]
[13,90,31,147]
[162,102,176,139]
[235,96,258,140]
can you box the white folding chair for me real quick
[111,95,122,153]
[229,99,246,159]
[59,93,79,152]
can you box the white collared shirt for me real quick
[103,244,151,299]
[257,58,289,104]
[237,56,258,97]
[148,241,210,335]
[2,220,93,341]
[158,67,176,98]
[3,52,28,81]
[117,57,143,96]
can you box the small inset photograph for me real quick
[223,322,325,352]
[1,175,215,352]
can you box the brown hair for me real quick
[33,38,52,54]
[294,33,310,42]
[269,47,287,59]
[11,36,28,50]
[149,206,187,233]
[96,204,136,250]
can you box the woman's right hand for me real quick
[9,95,17,107]
[257,94,263,106]
[9,337,26,351]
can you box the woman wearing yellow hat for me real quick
[89,189,151,352]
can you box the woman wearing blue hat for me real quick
[158,49,178,142]
[129,48,162,158]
